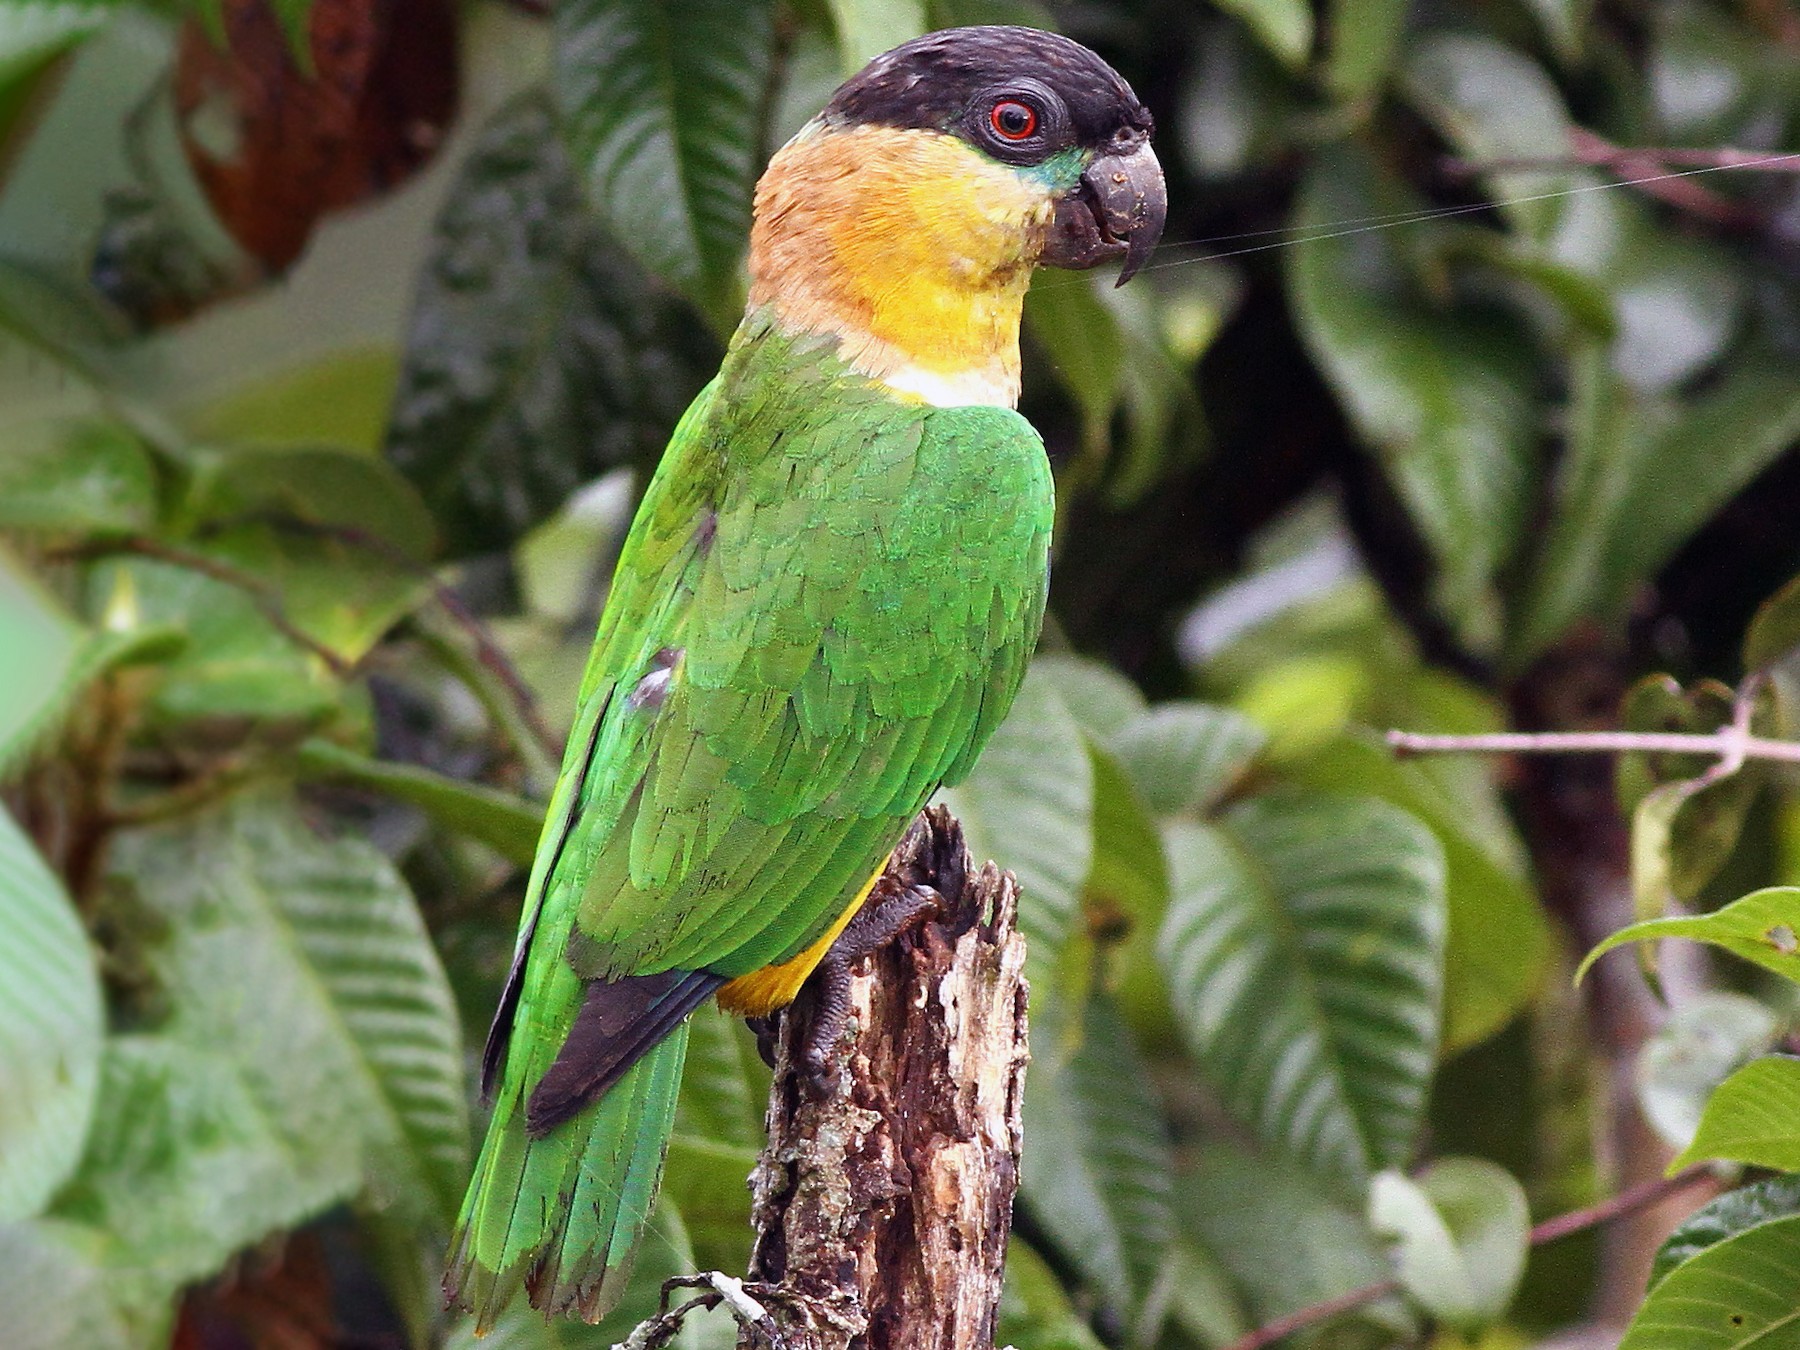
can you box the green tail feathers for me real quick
[446,1021,691,1329]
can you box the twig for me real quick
[1442,130,1778,228]
[222,513,560,765]
[1528,1166,1714,1247]
[1221,1280,1404,1350]
[1443,145,1800,175]
[1385,728,1800,765]
[49,536,352,677]
[1220,1167,1717,1350]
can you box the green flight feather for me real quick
[447,310,1053,1325]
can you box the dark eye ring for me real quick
[989,99,1039,141]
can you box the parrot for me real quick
[446,24,1165,1327]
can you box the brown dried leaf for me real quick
[175,0,457,272]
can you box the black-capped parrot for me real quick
[447,24,1165,1326]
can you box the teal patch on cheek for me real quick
[1017,147,1089,192]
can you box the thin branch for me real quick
[1443,145,1800,175]
[1221,1280,1403,1350]
[1220,1167,1717,1350]
[1442,130,1780,228]
[1528,1167,1714,1247]
[1385,728,1800,765]
[228,513,561,768]
[50,536,352,677]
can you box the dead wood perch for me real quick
[743,805,1030,1350]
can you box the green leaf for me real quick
[0,2,117,91]
[1213,0,1311,67]
[1515,343,1800,663]
[1030,653,1145,740]
[1744,574,1800,675]
[1616,675,1774,922]
[1368,1159,1530,1330]
[1107,702,1266,818]
[998,1241,1109,1350]
[1575,887,1800,990]
[940,667,1093,988]
[91,793,469,1277]
[294,738,543,866]
[1293,727,1547,1054]
[186,445,436,664]
[0,1218,146,1350]
[1137,1242,1250,1350]
[1083,739,1168,930]
[1322,0,1407,105]
[1021,995,1174,1306]
[1672,1057,1800,1174]
[1158,795,1446,1187]
[0,420,155,534]
[1619,1212,1800,1348]
[51,1036,351,1308]
[1653,1175,1800,1290]
[1637,994,1782,1155]
[386,92,717,555]
[0,548,82,772]
[0,805,101,1221]
[98,557,339,725]
[1401,33,1577,243]
[1180,1141,1412,1336]
[1519,0,1590,63]
[1287,148,1539,655]
[0,556,185,776]
[1024,271,1208,506]
[673,1006,764,1152]
[556,0,773,320]
[825,0,924,73]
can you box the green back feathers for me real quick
[449,310,1053,1325]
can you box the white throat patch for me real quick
[877,361,1020,409]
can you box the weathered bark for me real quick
[742,806,1030,1350]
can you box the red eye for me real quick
[989,99,1038,141]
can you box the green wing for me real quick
[526,329,1053,1003]
[453,327,1051,1325]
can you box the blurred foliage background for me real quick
[8,0,1800,1345]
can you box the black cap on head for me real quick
[824,26,1152,166]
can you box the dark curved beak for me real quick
[1042,142,1166,286]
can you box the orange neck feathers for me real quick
[746,123,1055,408]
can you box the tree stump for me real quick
[743,806,1030,1350]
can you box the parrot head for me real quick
[746,26,1166,408]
